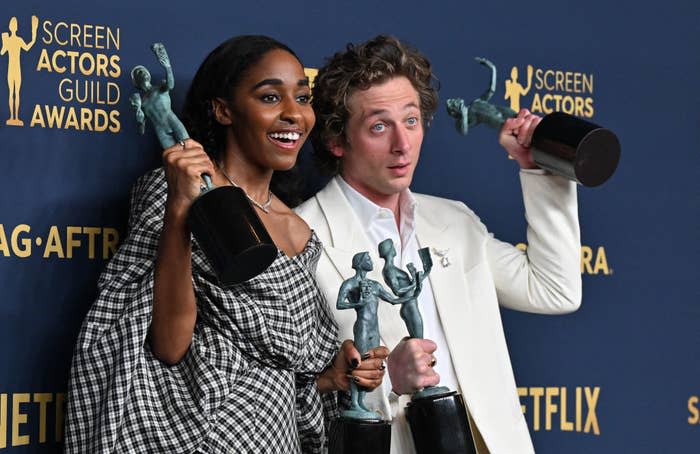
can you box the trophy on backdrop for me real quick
[129,43,276,285]
[447,57,621,187]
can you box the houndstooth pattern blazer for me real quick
[63,168,340,453]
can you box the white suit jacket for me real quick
[295,172,582,454]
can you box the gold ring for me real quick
[429,356,436,368]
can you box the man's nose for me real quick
[392,125,411,153]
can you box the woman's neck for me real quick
[219,154,273,203]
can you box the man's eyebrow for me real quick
[363,102,420,120]
[365,108,388,118]
[251,78,309,90]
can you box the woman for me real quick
[64,35,387,453]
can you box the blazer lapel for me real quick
[315,179,368,279]
[415,204,473,383]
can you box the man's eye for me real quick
[371,123,386,132]
[261,94,279,103]
[407,117,418,126]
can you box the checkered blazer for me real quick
[64,168,340,453]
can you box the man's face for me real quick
[331,76,424,205]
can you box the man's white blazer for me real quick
[296,173,581,454]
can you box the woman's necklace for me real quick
[219,168,273,213]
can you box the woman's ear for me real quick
[211,98,233,125]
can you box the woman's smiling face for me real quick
[222,48,315,172]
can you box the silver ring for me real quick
[178,140,186,149]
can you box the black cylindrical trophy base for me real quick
[532,111,621,187]
[406,391,476,454]
[188,186,277,286]
[328,417,391,454]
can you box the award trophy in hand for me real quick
[446,57,620,187]
[330,252,419,454]
[130,43,276,285]
[379,239,476,454]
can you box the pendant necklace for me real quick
[220,168,273,213]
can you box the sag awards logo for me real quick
[1,14,121,133]
[504,63,595,118]
[0,224,119,260]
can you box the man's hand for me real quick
[387,338,440,395]
[498,108,541,169]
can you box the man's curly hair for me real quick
[311,35,439,176]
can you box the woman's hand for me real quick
[162,139,216,218]
[317,340,389,393]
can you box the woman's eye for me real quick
[371,123,386,132]
[297,94,310,104]
[261,94,279,103]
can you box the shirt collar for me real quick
[335,175,418,233]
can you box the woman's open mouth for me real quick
[268,131,302,148]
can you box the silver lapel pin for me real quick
[432,248,451,267]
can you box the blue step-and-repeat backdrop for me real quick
[1,0,698,452]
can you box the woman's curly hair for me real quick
[311,35,439,176]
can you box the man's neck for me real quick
[337,175,402,228]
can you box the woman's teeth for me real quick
[269,132,300,141]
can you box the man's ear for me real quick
[211,98,233,125]
[329,139,346,158]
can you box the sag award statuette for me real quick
[447,58,621,187]
[379,239,476,454]
[129,43,276,285]
[330,252,421,454]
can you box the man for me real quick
[296,35,581,453]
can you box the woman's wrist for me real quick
[317,365,342,394]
